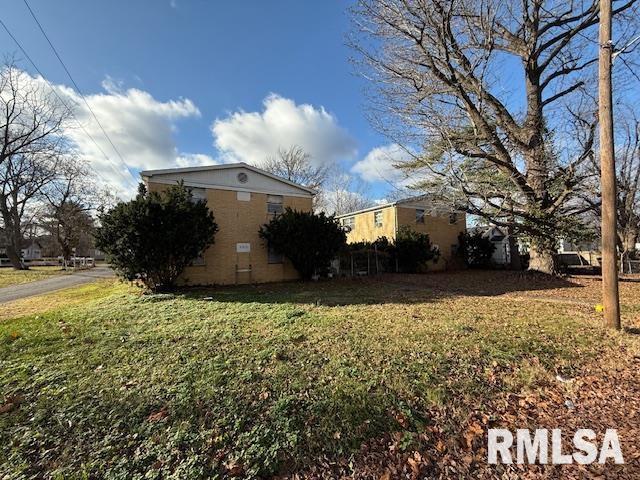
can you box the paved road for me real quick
[0,266,115,303]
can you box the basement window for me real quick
[191,253,205,266]
[374,210,383,228]
[268,243,283,264]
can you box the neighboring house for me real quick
[558,238,600,253]
[90,248,106,261]
[469,225,512,266]
[141,163,315,285]
[336,196,466,269]
[21,241,42,260]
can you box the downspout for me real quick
[394,205,399,240]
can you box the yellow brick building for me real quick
[336,197,466,269]
[141,163,314,285]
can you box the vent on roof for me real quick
[237,172,248,183]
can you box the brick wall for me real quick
[341,204,466,271]
[395,206,466,266]
[147,182,313,285]
[343,205,397,243]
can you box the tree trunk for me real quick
[507,224,522,270]
[621,229,638,257]
[2,209,27,270]
[6,238,26,270]
[528,239,556,275]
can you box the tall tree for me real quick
[351,0,638,273]
[615,111,640,258]
[586,106,640,259]
[0,61,70,269]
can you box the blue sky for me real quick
[1,0,398,199]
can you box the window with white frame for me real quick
[416,209,425,224]
[237,191,251,202]
[342,216,355,229]
[374,210,383,227]
[267,194,283,215]
[267,195,283,215]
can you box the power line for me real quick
[21,0,138,187]
[0,16,137,191]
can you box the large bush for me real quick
[393,226,439,273]
[95,183,218,291]
[458,231,496,268]
[259,208,346,279]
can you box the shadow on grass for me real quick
[173,270,583,306]
[624,326,640,335]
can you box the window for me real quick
[189,187,207,203]
[416,209,425,224]
[449,212,458,224]
[342,216,355,229]
[374,210,383,227]
[237,191,251,201]
[267,194,283,215]
[268,243,283,264]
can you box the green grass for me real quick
[0,274,630,478]
[0,266,68,288]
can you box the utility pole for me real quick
[598,0,621,329]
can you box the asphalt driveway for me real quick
[0,266,114,303]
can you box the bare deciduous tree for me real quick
[315,167,375,215]
[0,60,70,268]
[616,115,640,257]
[262,145,328,192]
[40,159,102,265]
[351,0,638,273]
[582,104,640,259]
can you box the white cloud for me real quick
[351,143,412,184]
[176,153,217,168]
[22,74,205,197]
[211,94,357,168]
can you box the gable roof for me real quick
[140,162,316,197]
[335,194,459,218]
[469,225,508,241]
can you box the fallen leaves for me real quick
[147,407,169,423]
[0,394,24,414]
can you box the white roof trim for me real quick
[144,178,313,198]
[140,162,317,195]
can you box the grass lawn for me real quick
[1,272,639,478]
[0,266,68,289]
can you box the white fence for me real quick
[0,256,95,269]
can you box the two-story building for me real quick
[141,163,315,285]
[336,196,466,268]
